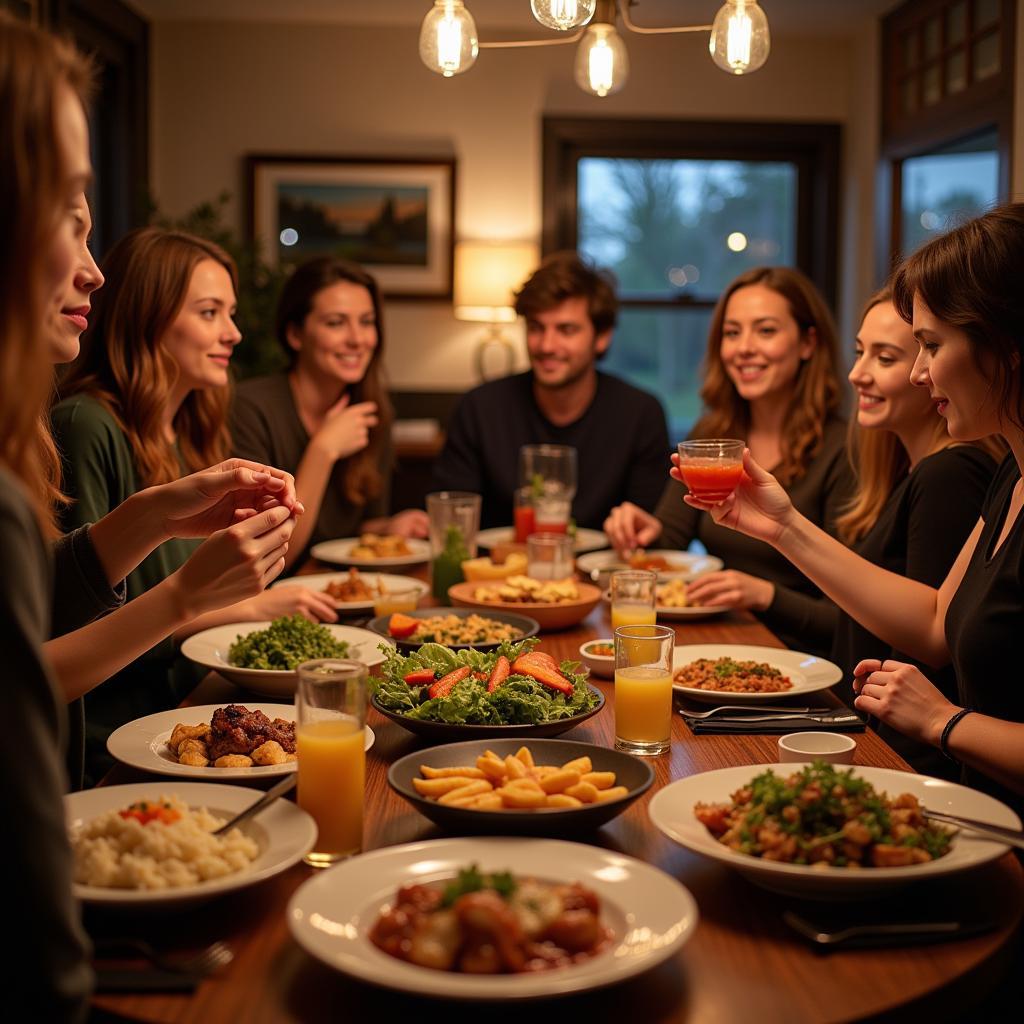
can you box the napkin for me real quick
[685,708,867,735]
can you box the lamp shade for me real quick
[454,241,539,322]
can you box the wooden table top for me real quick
[89,594,1022,1023]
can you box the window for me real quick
[543,119,839,439]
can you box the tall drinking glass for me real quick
[296,659,367,867]
[610,569,657,632]
[527,532,575,580]
[518,443,578,498]
[677,439,745,503]
[426,491,481,604]
[614,624,674,755]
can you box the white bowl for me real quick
[778,732,856,764]
[577,638,615,678]
[180,622,393,697]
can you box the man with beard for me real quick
[433,252,669,530]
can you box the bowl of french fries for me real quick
[387,738,654,835]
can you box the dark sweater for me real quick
[230,372,392,566]
[655,417,855,654]
[433,370,670,530]
[831,445,995,779]
[0,468,92,1021]
[945,453,1024,815]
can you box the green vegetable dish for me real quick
[373,638,599,726]
[695,761,954,868]
[228,615,351,670]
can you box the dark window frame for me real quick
[542,116,842,311]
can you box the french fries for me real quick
[412,745,625,812]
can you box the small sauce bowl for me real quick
[778,732,856,765]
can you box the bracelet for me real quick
[939,708,974,761]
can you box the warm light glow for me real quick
[531,0,595,31]
[727,231,748,252]
[709,0,770,75]
[454,240,540,322]
[419,0,479,77]
[279,228,298,247]
[574,23,628,97]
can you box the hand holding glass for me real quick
[677,439,745,503]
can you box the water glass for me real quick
[295,659,367,866]
[614,624,674,755]
[426,491,481,603]
[527,532,575,581]
[519,443,578,498]
[610,569,657,632]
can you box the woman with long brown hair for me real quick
[681,204,1024,809]
[605,266,854,652]
[231,256,428,570]
[54,226,332,783]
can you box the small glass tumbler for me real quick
[527,532,575,581]
[295,659,367,867]
[610,569,657,632]
[426,490,481,603]
[614,623,674,755]
[677,439,745,503]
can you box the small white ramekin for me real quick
[778,731,856,765]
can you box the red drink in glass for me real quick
[679,460,744,502]
[514,503,536,543]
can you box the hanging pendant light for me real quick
[574,2,628,98]
[709,0,770,75]
[419,0,479,77]
[531,0,596,31]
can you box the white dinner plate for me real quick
[576,548,723,581]
[106,704,375,779]
[180,622,392,698]
[657,604,731,621]
[476,526,609,554]
[287,836,697,999]
[310,537,432,568]
[271,572,429,613]
[671,643,841,703]
[67,781,316,908]
[649,763,1021,899]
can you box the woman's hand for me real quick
[241,585,341,624]
[388,508,430,538]
[167,505,297,619]
[144,459,302,540]
[684,570,775,612]
[603,502,663,555]
[311,394,379,462]
[674,450,795,546]
[852,658,958,747]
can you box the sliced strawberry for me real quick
[388,613,420,639]
[402,668,436,686]
[428,665,473,699]
[486,655,511,693]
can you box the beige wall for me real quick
[151,19,879,389]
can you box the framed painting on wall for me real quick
[247,154,456,300]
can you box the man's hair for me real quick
[513,251,618,335]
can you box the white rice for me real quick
[71,795,259,890]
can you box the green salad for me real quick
[228,615,350,670]
[372,638,598,725]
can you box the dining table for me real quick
[88,563,1023,1024]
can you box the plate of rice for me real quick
[66,782,316,907]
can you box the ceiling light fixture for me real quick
[418,1,770,94]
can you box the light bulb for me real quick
[709,0,770,75]
[419,0,479,77]
[574,23,628,97]
[531,0,595,31]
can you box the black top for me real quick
[655,417,855,655]
[831,446,995,779]
[433,370,670,530]
[230,373,392,566]
[0,468,93,1020]
[945,452,1024,812]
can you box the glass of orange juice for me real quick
[677,439,745,502]
[373,583,421,617]
[610,570,657,632]
[614,623,674,755]
[295,659,367,867]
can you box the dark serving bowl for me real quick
[387,737,653,836]
[370,686,605,743]
[366,606,540,652]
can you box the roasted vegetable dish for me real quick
[373,639,599,726]
[228,615,350,670]
[369,865,611,973]
[674,656,793,693]
[695,762,954,868]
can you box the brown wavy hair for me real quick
[0,14,93,536]
[61,227,237,485]
[514,251,618,336]
[693,266,843,486]
[276,257,393,506]
[892,202,1024,434]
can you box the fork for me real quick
[781,911,982,948]
[678,705,819,719]
[93,938,234,975]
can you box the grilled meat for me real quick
[207,704,296,761]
